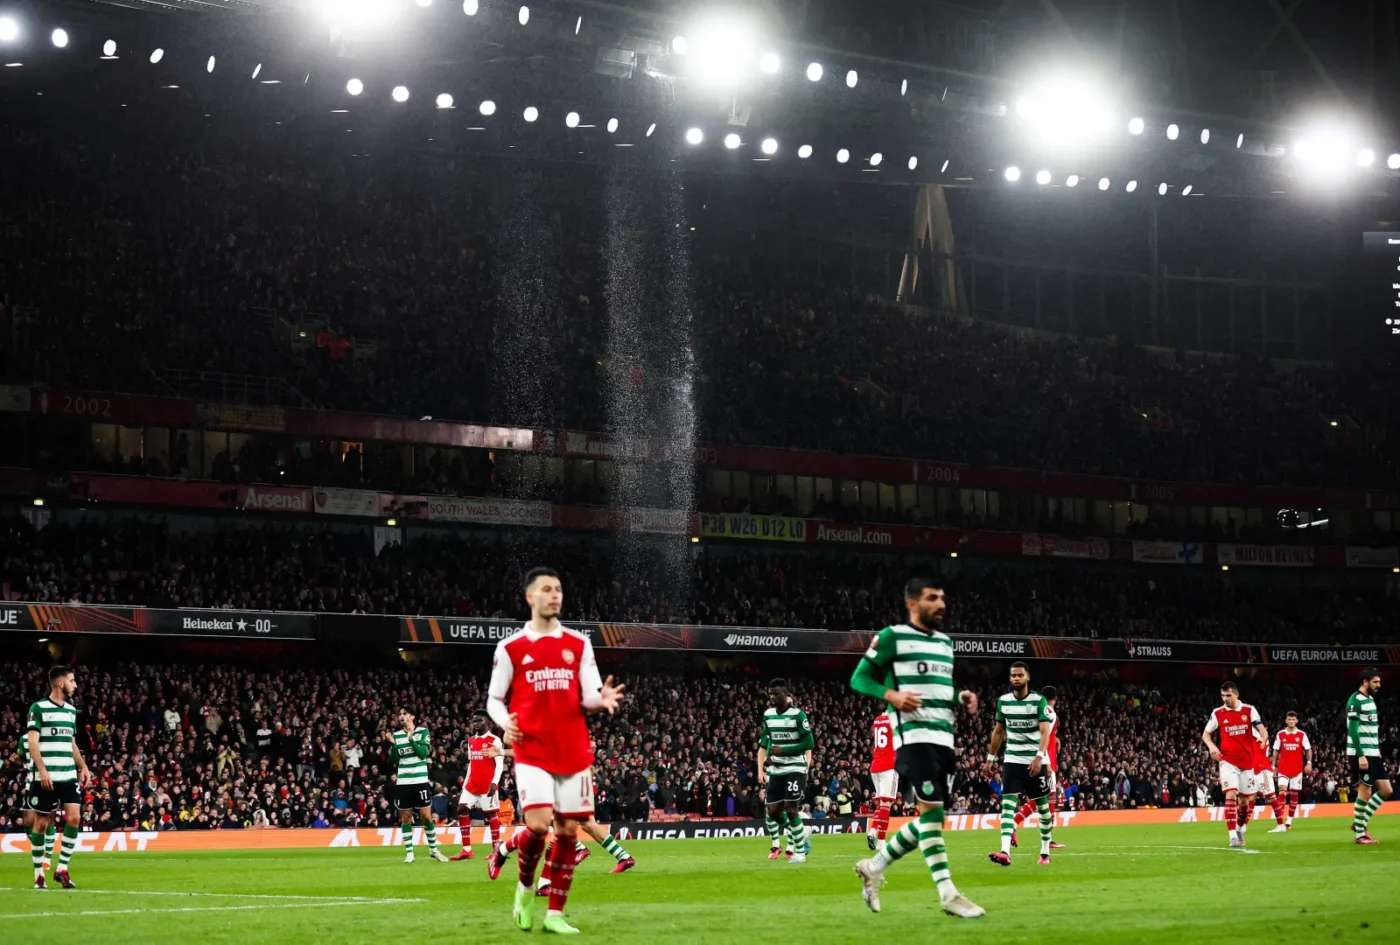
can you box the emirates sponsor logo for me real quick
[525,667,575,691]
[723,633,789,648]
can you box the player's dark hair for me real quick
[768,677,790,693]
[477,711,494,728]
[1220,680,1238,693]
[1042,685,1057,700]
[1010,661,1029,673]
[904,576,943,600]
[1361,666,1380,682]
[48,665,73,683]
[523,566,560,592]
[1285,709,1298,718]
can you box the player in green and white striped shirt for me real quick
[23,665,92,890]
[757,679,815,863]
[1347,667,1391,844]
[385,707,449,863]
[986,662,1055,866]
[850,577,985,920]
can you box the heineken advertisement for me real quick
[1,601,1394,663]
[0,602,316,640]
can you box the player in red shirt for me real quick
[1250,730,1289,832]
[450,712,506,861]
[1271,710,1313,829]
[865,712,897,849]
[1012,685,1065,849]
[1202,680,1267,848]
[484,567,624,935]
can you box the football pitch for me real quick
[1,821,1394,943]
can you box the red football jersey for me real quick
[871,715,895,773]
[1205,703,1262,769]
[465,733,503,795]
[1046,708,1060,773]
[488,624,601,776]
[1272,729,1311,778]
[1249,736,1272,774]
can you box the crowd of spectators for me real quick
[2,127,1398,493]
[3,517,1397,643]
[2,658,1391,834]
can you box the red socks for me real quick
[872,800,892,840]
[1238,798,1253,826]
[487,816,502,846]
[1013,795,1036,827]
[1268,793,1287,825]
[546,836,578,913]
[1224,792,1239,832]
[516,829,547,886]
[1287,791,1300,818]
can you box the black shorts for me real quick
[1002,762,1052,800]
[1351,756,1390,787]
[23,779,81,813]
[395,783,432,811]
[765,773,807,806]
[895,744,957,805]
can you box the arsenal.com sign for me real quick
[237,485,311,514]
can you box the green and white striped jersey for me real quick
[995,691,1050,765]
[759,707,814,775]
[26,699,79,784]
[857,624,957,750]
[1345,691,1380,757]
[392,727,432,785]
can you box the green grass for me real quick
[2,820,1395,943]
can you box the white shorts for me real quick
[1255,769,1276,796]
[870,769,898,800]
[1047,769,1059,794]
[1219,761,1262,795]
[515,763,595,819]
[1277,773,1303,791]
[458,786,500,813]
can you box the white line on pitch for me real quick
[0,888,426,902]
[0,900,413,919]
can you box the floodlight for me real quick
[1128,116,1144,135]
[836,148,850,164]
[761,137,778,155]
[1166,123,1179,140]
[805,62,822,82]
[346,77,364,95]
[685,126,704,145]
[797,144,813,159]
[1004,165,1022,182]
[479,99,496,116]
[150,48,165,64]
[682,15,761,89]
[565,111,580,128]
[523,106,539,122]
[1035,169,1051,185]
[51,28,69,48]
[1012,73,1117,149]
[845,69,858,88]
[435,92,453,109]
[392,85,409,103]
[723,132,741,149]
[1065,174,1079,187]
[1097,176,1110,190]
[759,51,779,74]
[906,155,917,170]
